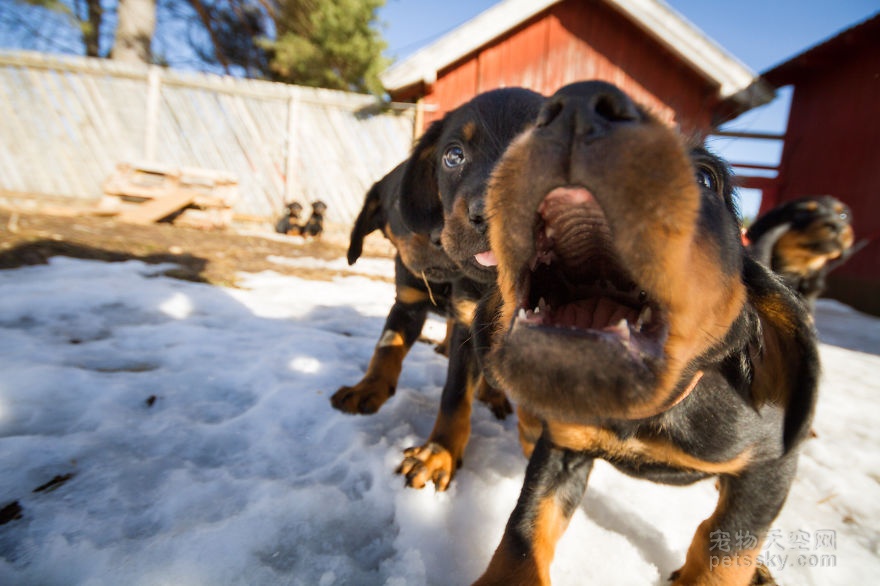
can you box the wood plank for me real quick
[117,191,194,224]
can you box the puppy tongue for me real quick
[475,250,498,267]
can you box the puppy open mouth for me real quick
[513,187,668,360]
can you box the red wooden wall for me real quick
[407,0,720,135]
[766,33,880,315]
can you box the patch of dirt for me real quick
[0,209,395,286]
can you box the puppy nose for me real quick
[536,80,641,139]
[468,200,488,234]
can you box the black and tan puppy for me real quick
[331,162,459,415]
[746,195,855,311]
[394,87,545,490]
[299,200,327,238]
[275,201,303,235]
[473,81,819,585]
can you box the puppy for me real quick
[394,87,545,490]
[331,162,459,415]
[275,201,303,235]
[473,81,819,585]
[746,195,855,310]
[299,200,327,238]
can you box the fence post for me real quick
[144,65,161,161]
[284,92,299,205]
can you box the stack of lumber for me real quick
[102,162,238,228]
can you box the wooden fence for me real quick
[0,51,416,225]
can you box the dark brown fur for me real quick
[473,81,819,585]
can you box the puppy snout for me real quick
[536,80,641,140]
[468,199,488,234]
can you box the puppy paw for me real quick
[330,378,394,414]
[396,442,459,491]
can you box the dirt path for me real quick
[0,209,394,286]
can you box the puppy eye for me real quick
[443,145,466,169]
[695,167,718,192]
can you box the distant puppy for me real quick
[394,87,545,491]
[299,200,327,238]
[331,162,460,415]
[747,195,855,310]
[275,201,303,235]
[473,81,818,585]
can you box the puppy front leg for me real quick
[474,432,594,586]
[672,454,798,585]
[397,321,476,491]
[331,264,432,414]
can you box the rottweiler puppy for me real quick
[746,195,855,311]
[299,200,327,238]
[395,87,545,490]
[275,201,303,235]
[472,81,819,585]
[331,162,459,415]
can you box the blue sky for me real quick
[377,0,879,217]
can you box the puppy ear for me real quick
[747,222,790,266]
[347,181,386,265]
[746,204,796,265]
[399,120,445,234]
[744,257,819,453]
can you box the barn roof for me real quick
[381,0,769,110]
[762,12,880,86]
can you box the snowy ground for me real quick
[0,256,878,585]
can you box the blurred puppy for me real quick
[747,195,855,310]
[299,201,327,238]
[275,201,303,235]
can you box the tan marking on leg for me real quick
[377,329,405,348]
[473,534,543,586]
[397,285,429,305]
[330,343,407,414]
[673,484,766,585]
[397,371,478,491]
[473,495,567,586]
[517,406,543,458]
[531,496,569,583]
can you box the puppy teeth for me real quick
[518,308,528,320]
[635,306,652,331]
[617,319,630,339]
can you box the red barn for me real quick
[758,14,880,315]
[381,0,773,136]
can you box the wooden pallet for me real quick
[102,162,238,227]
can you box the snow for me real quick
[0,256,878,585]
